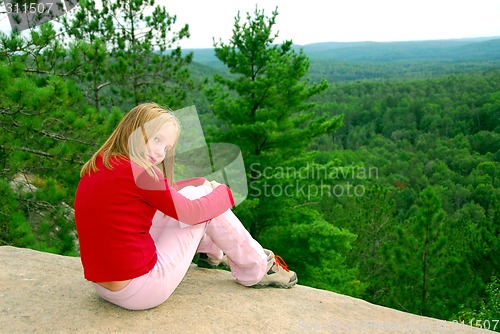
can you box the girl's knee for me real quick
[178,184,213,199]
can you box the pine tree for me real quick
[0,26,106,254]
[416,187,446,315]
[205,7,360,296]
[389,186,448,317]
[0,52,85,254]
[206,6,342,237]
[335,185,398,302]
[59,0,193,110]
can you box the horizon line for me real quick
[176,35,500,50]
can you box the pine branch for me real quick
[33,128,92,145]
[23,67,81,77]
[97,81,111,90]
[0,106,25,116]
[293,201,319,209]
[0,145,84,164]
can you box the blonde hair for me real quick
[80,102,180,181]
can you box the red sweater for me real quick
[74,155,234,282]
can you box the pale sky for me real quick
[164,0,500,48]
[1,0,499,47]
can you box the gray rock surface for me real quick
[0,246,493,333]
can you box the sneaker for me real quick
[197,253,229,269]
[251,250,298,289]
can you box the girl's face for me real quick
[146,123,178,165]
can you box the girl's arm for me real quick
[136,170,234,225]
[172,177,206,190]
[147,182,234,225]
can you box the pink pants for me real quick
[93,185,268,310]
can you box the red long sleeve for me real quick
[74,156,234,282]
[172,177,206,190]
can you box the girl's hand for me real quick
[210,180,222,189]
[203,180,222,189]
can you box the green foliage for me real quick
[308,71,500,320]
[326,185,398,301]
[454,276,500,332]
[408,187,447,316]
[1,28,112,255]
[0,175,77,255]
[59,0,194,110]
[206,6,342,232]
[207,8,337,148]
[259,203,365,296]
[0,179,36,247]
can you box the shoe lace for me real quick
[274,255,290,272]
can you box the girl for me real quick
[74,102,297,310]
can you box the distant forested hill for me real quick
[300,37,500,61]
[186,37,500,82]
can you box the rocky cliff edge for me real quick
[0,246,493,333]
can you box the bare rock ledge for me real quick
[0,246,493,334]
